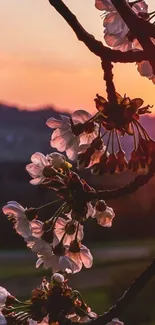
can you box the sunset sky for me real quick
[0,0,155,113]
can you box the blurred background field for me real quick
[1,240,155,325]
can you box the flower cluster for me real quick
[1,274,98,325]
[1,276,124,325]
[2,93,154,274]
[3,164,115,273]
[45,94,154,175]
[95,0,155,83]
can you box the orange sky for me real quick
[0,0,155,114]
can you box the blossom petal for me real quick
[59,256,82,273]
[2,203,25,219]
[30,152,47,167]
[46,118,65,129]
[95,0,114,11]
[137,61,153,78]
[72,110,91,124]
[15,217,31,238]
[30,177,45,185]
[30,220,44,238]
[80,245,93,268]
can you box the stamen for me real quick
[133,119,150,140]
[132,119,146,141]
[37,199,62,211]
[131,122,137,150]
[45,203,67,232]
[105,131,112,154]
[111,129,115,154]
[75,222,80,240]
[115,130,122,151]
[101,130,108,139]
[98,123,102,137]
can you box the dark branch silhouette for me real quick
[111,0,155,73]
[58,258,155,325]
[86,163,155,201]
[48,0,151,63]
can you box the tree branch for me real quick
[111,0,155,73]
[101,60,117,103]
[111,0,155,39]
[47,0,150,63]
[58,258,155,325]
[85,163,155,202]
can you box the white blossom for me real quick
[0,287,11,311]
[98,1,148,52]
[65,244,93,273]
[46,110,98,161]
[26,152,49,185]
[3,201,43,239]
[54,217,84,246]
[93,202,115,227]
[26,152,66,185]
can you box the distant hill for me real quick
[0,103,66,162]
[0,102,155,162]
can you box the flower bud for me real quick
[51,273,65,284]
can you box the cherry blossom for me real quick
[96,1,148,52]
[96,0,155,82]
[54,217,84,245]
[65,243,93,273]
[36,253,59,270]
[95,0,114,12]
[27,238,52,256]
[59,255,82,274]
[26,152,67,185]
[46,110,98,161]
[2,201,43,239]
[93,200,115,227]
[0,287,11,311]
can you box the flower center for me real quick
[65,222,76,235]
[69,240,80,253]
